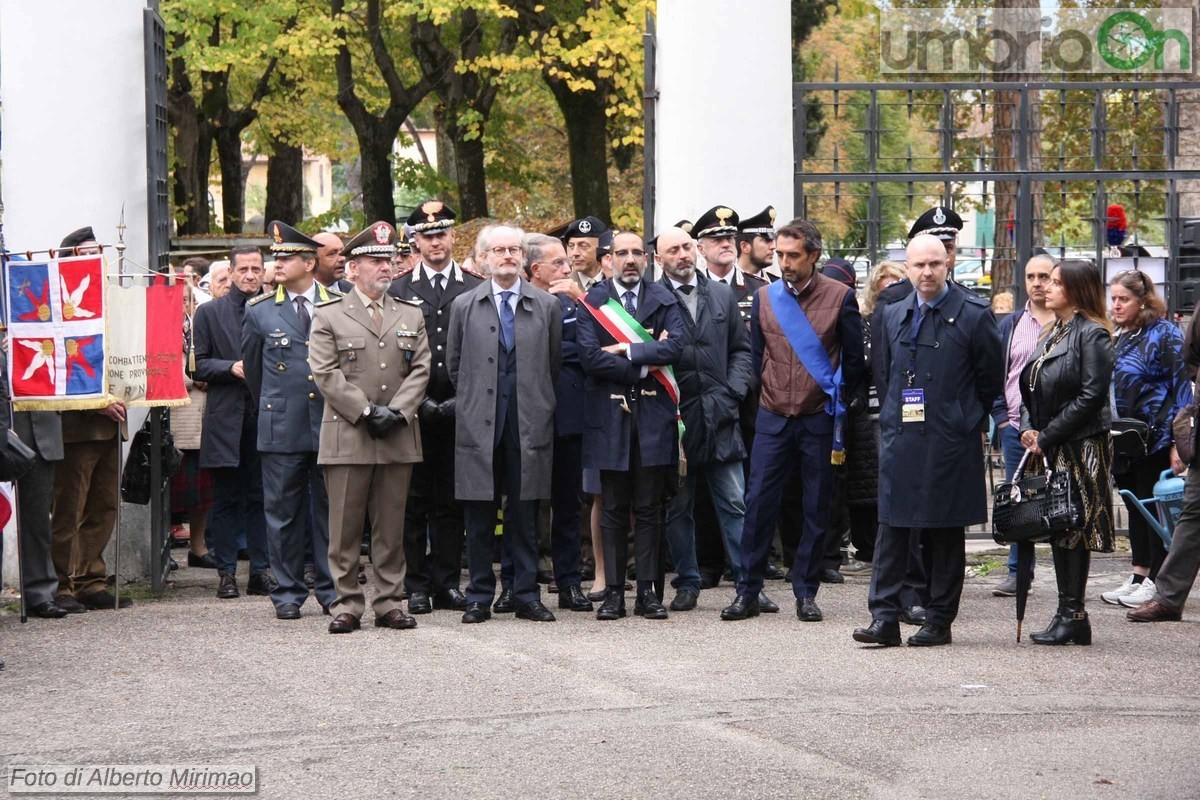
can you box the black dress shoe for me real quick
[493,588,516,613]
[168,557,179,571]
[765,563,786,581]
[247,572,278,596]
[187,551,218,570]
[901,605,927,626]
[217,572,239,599]
[596,588,627,620]
[79,590,133,610]
[536,570,554,585]
[720,593,760,621]
[29,601,68,619]
[558,584,593,611]
[581,565,596,582]
[462,602,491,624]
[375,608,418,629]
[516,600,556,622]
[408,591,432,614]
[328,612,360,633]
[758,591,780,613]
[303,564,317,590]
[587,587,608,602]
[54,594,87,614]
[852,619,902,646]
[237,548,250,561]
[634,591,669,620]
[699,572,722,590]
[275,603,301,620]
[819,568,845,584]
[907,623,952,647]
[796,597,823,622]
[433,588,469,611]
[670,587,699,611]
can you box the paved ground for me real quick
[2,547,1198,800]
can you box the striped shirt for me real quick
[1005,302,1045,428]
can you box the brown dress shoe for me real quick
[374,609,418,630]
[1126,599,1182,622]
[328,613,361,634]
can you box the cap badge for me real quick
[578,220,592,234]
[767,207,777,224]
[680,221,693,234]
[373,223,391,245]
[715,207,734,225]
[421,200,444,223]
[933,207,947,225]
[272,224,283,244]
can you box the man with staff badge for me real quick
[310,221,431,634]
[243,221,340,620]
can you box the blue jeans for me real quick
[665,460,746,590]
[997,422,1030,577]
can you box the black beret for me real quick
[60,226,97,249]
[563,216,608,241]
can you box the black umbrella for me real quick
[1014,541,1036,641]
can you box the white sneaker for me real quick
[1101,574,1138,605]
[1118,578,1158,608]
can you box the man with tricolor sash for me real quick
[722,219,864,623]
[577,231,685,621]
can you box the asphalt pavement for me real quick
[1,549,1198,800]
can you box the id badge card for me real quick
[901,388,926,423]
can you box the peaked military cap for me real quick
[597,229,614,256]
[341,221,398,258]
[907,205,962,241]
[738,206,777,237]
[396,225,412,255]
[407,200,456,233]
[563,216,608,242]
[268,220,320,254]
[694,206,740,239]
[647,220,693,248]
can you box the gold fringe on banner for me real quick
[127,398,192,408]
[12,397,118,412]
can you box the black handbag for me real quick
[1110,417,1149,462]
[0,429,37,482]
[992,450,1084,545]
[120,417,183,505]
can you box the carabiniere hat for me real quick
[907,205,962,241]
[341,221,398,258]
[693,206,740,239]
[268,221,320,255]
[407,200,456,233]
[738,206,777,238]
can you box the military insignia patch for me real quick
[373,223,391,244]
[272,224,283,244]
[933,207,947,225]
[421,200,444,223]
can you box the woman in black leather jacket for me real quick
[1019,259,1115,645]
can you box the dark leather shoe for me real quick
[433,588,469,611]
[328,613,360,633]
[901,605,927,626]
[536,570,554,585]
[54,594,87,614]
[217,572,239,599]
[852,619,902,646]
[670,587,699,611]
[558,584,593,611]
[375,608,418,629]
[720,593,760,621]
[357,564,368,584]
[596,588,627,620]
[758,591,780,613]
[699,572,722,589]
[907,623,952,646]
[634,590,669,619]
[819,568,845,584]
[30,601,67,619]
[1127,599,1183,622]
[764,563,786,581]
[187,551,218,570]
[462,602,491,624]
[408,591,432,614]
[587,587,608,602]
[168,557,179,571]
[516,600,556,622]
[493,588,516,613]
[275,604,301,620]
[79,590,133,610]
[581,565,595,581]
[303,564,317,590]
[796,597,823,622]
[548,581,559,594]
[247,572,278,596]
[321,604,332,616]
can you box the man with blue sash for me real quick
[722,219,863,622]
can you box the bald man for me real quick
[313,232,349,293]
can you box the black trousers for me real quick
[1115,446,1171,578]
[869,524,964,627]
[403,416,465,594]
[600,429,670,591]
[549,434,584,588]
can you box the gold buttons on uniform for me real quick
[308,393,315,399]
[307,375,314,381]
[380,363,386,369]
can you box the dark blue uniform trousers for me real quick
[869,525,965,627]
[502,434,584,591]
[739,409,833,599]
[261,451,336,610]
[209,416,268,576]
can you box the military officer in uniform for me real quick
[696,206,770,329]
[388,201,484,614]
[242,221,339,620]
[565,216,609,294]
[737,206,778,281]
[310,222,431,634]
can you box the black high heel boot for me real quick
[1032,543,1069,639]
[1032,546,1092,646]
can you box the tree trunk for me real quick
[171,112,213,236]
[548,81,612,224]
[265,141,304,226]
[434,105,458,199]
[358,126,397,225]
[452,127,488,219]
[214,128,247,234]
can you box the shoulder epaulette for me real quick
[394,266,415,280]
[316,295,343,307]
[397,297,422,308]
[247,292,273,306]
[745,273,769,287]
[461,265,486,280]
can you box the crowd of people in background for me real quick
[6,199,1200,668]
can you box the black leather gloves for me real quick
[366,404,405,439]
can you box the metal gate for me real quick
[793,79,1200,315]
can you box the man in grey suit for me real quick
[448,225,563,624]
[12,409,68,617]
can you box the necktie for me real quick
[678,285,695,295]
[294,296,310,334]
[433,273,445,305]
[370,301,383,333]
[911,302,930,341]
[622,290,637,315]
[500,291,515,350]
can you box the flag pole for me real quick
[112,212,126,612]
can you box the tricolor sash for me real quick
[766,279,846,464]
[583,297,686,474]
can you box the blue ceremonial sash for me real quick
[767,279,846,464]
